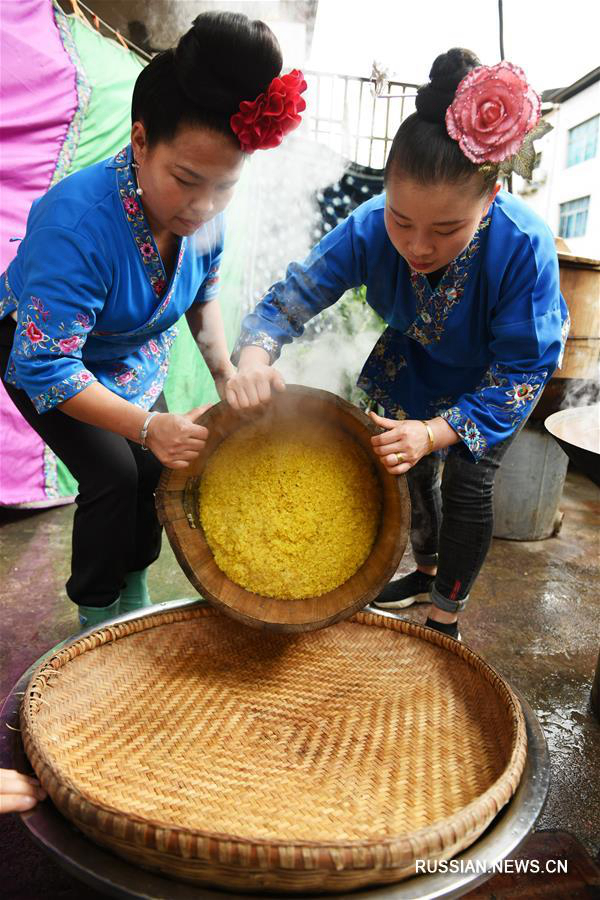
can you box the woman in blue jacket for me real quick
[0,11,306,628]
[227,49,568,641]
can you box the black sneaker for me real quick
[372,570,435,610]
[425,617,461,642]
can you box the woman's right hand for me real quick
[225,347,286,410]
[144,407,210,469]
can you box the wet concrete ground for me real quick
[0,467,598,894]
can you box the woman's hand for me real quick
[225,347,286,410]
[369,412,460,473]
[145,406,211,469]
[0,769,47,813]
[369,412,433,474]
[213,364,237,402]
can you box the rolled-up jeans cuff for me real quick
[413,551,438,567]
[431,584,469,613]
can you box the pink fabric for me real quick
[0,381,45,504]
[0,0,78,269]
[0,0,77,504]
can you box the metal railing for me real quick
[303,71,419,168]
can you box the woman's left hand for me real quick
[369,412,432,474]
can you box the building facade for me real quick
[515,68,600,260]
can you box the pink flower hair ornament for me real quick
[230,69,307,154]
[445,61,550,178]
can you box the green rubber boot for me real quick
[120,568,153,614]
[78,596,120,630]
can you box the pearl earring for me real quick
[132,160,143,196]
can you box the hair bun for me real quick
[415,48,481,125]
[174,30,239,114]
[173,12,283,118]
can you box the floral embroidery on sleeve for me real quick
[231,329,281,365]
[32,369,97,414]
[21,317,51,352]
[441,407,489,458]
[18,296,95,360]
[441,364,546,459]
[476,364,546,427]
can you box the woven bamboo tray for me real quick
[156,385,410,632]
[21,606,527,893]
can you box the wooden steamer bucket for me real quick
[156,385,410,631]
[495,249,599,539]
[534,249,600,420]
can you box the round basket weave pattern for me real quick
[21,608,527,893]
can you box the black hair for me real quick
[385,48,499,194]
[131,12,283,146]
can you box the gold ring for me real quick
[395,452,404,464]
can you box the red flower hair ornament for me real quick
[445,61,550,178]
[230,69,307,154]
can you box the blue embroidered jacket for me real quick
[233,191,569,459]
[0,145,223,413]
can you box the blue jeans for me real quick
[406,434,519,615]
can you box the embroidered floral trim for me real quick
[16,296,92,359]
[498,374,545,426]
[505,380,539,406]
[50,7,92,187]
[32,369,97,414]
[21,315,51,352]
[441,365,546,459]
[231,329,282,365]
[142,243,187,333]
[405,214,491,346]
[135,357,171,410]
[52,334,85,354]
[139,327,178,364]
[111,362,139,393]
[128,326,177,407]
[441,407,488,459]
[477,364,546,427]
[114,146,186,305]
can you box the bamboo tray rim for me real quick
[21,606,528,862]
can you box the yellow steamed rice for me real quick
[198,419,381,599]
